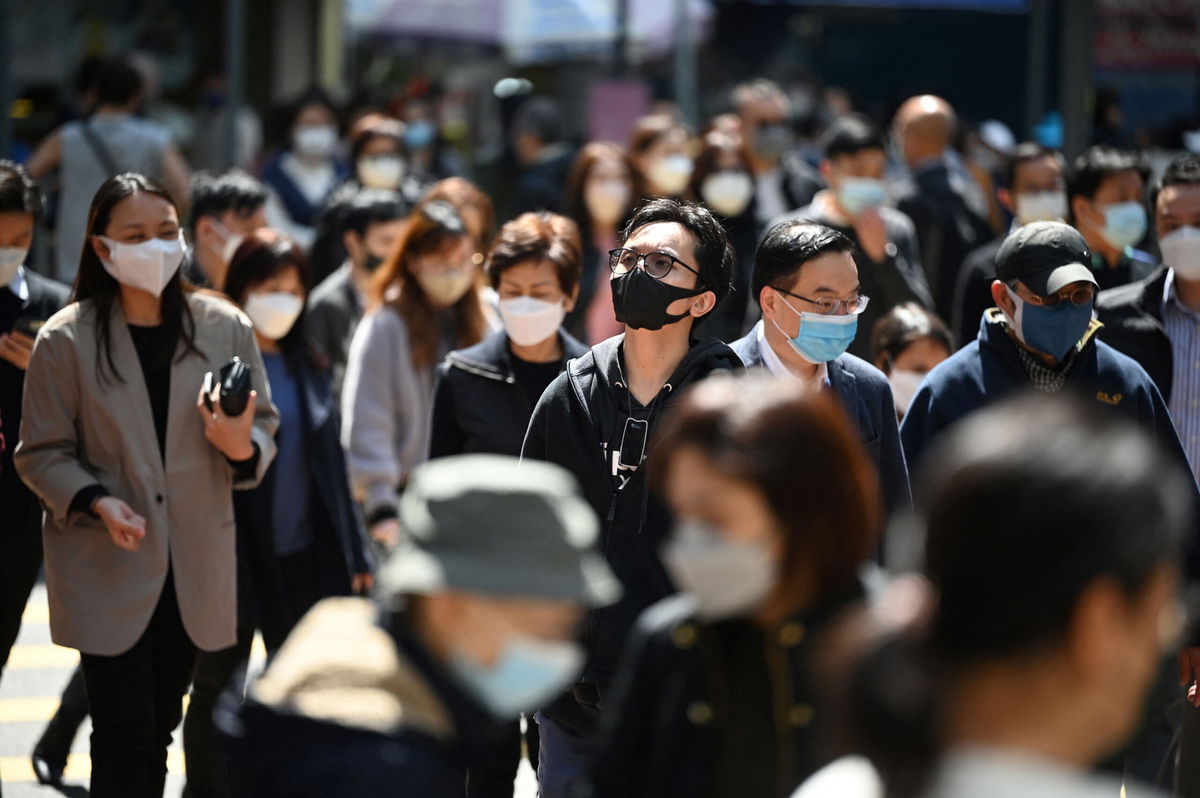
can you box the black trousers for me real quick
[0,494,44,678]
[80,571,197,798]
[183,543,326,798]
[182,627,254,798]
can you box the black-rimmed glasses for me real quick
[608,248,702,282]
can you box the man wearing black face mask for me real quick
[522,198,742,798]
[308,189,409,399]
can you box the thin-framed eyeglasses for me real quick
[773,285,870,316]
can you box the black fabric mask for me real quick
[363,253,385,274]
[611,268,704,331]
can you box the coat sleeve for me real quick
[427,365,465,459]
[874,381,916,568]
[14,325,100,525]
[341,311,403,517]
[234,315,280,490]
[1140,381,1200,586]
[898,382,944,480]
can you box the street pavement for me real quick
[1,583,538,797]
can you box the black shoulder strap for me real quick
[79,121,121,176]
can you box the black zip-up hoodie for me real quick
[521,333,743,732]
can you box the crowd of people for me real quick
[0,53,1199,798]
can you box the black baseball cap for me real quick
[995,221,1098,297]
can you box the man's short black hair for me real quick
[620,198,735,309]
[189,170,268,234]
[96,57,143,107]
[1005,142,1066,192]
[512,96,564,145]
[820,115,886,161]
[0,160,42,218]
[752,220,855,306]
[1151,152,1200,212]
[1068,145,1149,204]
[342,189,411,238]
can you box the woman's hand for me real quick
[197,386,258,461]
[94,496,147,551]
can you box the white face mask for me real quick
[888,369,925,416]
[700,171,754,217]
[584,179,631,227]
[499,296,565,347]
[1015,190,1068,226]
[416,267,476,307]
[1159,226,1200,281]
[662,519,776,621]
[98,234,185,297]
[358,155,405,190]
[646,154,693,196]
[244,291,304,340]
[208,219,245,265]
[293,124,338,160]
[0,246,28,285]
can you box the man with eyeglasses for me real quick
[521,197,742,798]
[901,221,1189,479]
[731,220,912,562]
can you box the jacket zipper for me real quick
[448,358,514,384]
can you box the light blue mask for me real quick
[837,177,887,217]
[406,120,436,152]
[450,635,584,719]
[1099,201,1147,250]
[771,291,858,364]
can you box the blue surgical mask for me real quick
[837,177,887,217]
[771,290,858,364]
[1004,286,1094,361]
[450,635,584,719]
[406,120,436,152]
[1098,201,1147,250]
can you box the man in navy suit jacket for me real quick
[730,219,914,564]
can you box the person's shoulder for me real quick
[24,269,71,303]
[686,336,745,376]
[187,289,251,327]
[1094,339,1157,386]
[835,352,888,385]
[443,330,507,377]
[923,340,984,392]
[1097,266,1165,312]
[791,756,884,798]
[878,204,917,234]
[634,594,703,649]
[40,300,85,337]
[309,266,352,308]
[728,327,759,364]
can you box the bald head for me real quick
[894,95,957,166]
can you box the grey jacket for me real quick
[15,292,279,655]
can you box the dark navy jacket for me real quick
[729,326,914,529]
[429,329,587,459]
[900,310,1192,477]
[233,356,371,648]
[521,335,743,732]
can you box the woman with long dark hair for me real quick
[341,199,494,549]
[15,172,279,797]
[563,141,636,343]
[584,373,880,798]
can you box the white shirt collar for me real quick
[755,319,829,390]
[6,264,28,302]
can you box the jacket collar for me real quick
[978,308,1102,381]
[446,329,588,383]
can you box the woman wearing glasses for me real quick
[731,220,913,564]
